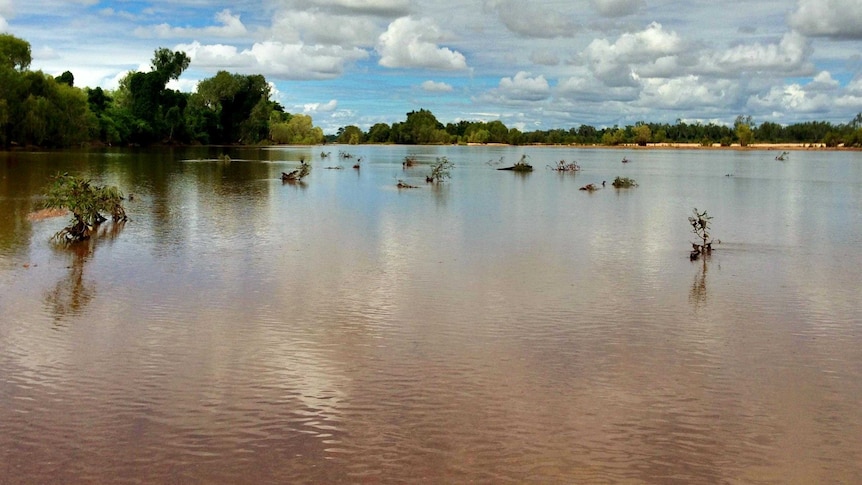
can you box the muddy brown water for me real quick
[1,146,861,483]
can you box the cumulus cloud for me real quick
[304,99,339,113]
[583,22,683,86]
[639,76,737,110]
[0,16,8,32]
[699,31,813,76]
[377,17,468,70]
[590,0,646,18]
[478,71,550,104]
[135,9,247,39]
[270,9,380,47]
[748,83,834,114]
[790,0,862,39]
[176,40,368,80]
[421,80,453,92]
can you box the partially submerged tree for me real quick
[282,160,311,182]
[611,176,638,188]
[426,156,454,183]
[688,208,716,260]
[42,173,127,244]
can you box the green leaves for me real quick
[43,174,127,243]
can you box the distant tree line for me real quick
[3,32,862,149]
[332,111,862,147]
[0,33,324,148]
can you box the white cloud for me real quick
[699,31,813,76]
[584,22,683,86]
[530,50,560,66]
[790,0,862,39]
[377,17,468,70]
[748,83,834,114]
[269,9,379,47]
[0,16,9,33]
[498,71,550,101]
[639,76,737,110]
[176,40,368,80]
[135,9,248,39]
[590,0,646,18]
[478,71,551,104]
[303,99,339,113]
[421,80,453,92]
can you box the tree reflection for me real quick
[44,221,125,324]
[689,256,709,310]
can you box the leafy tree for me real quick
[734,115,754,147]
[42,173,127,243]
[0,33,31,70]
[633,123,652,146]
[195,71,273,143]
[55,70,74,87]
[336,125,363,144]
[366,122,391,143]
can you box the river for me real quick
[1,145,861,483]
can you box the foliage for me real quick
[611,176,638,188]
[42,173,127,243]
[0,33,31,70]
[688,208,715,260]
[427,156,454,183]
[734,115,754,147]
[336,125,364,144]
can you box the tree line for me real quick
[333,111,862,147]
[3,32,862,149]
[0,33,324,148]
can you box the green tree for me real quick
[734,115,754,147]
[42,174,127,243]
[336,125,364,144]
[0,33,31,70]
[633,123,652,146]
[366,122,391,143]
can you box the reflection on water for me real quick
[1,147,862,483]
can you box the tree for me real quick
[734,115,754,147]
[633,123,652,146]
[55,71,74,87]
[366,123,391,143]
[0,33,31,70]
[336,125,363,144]
[42,174,127,243]
[426,157,454,183]
[688,208,716,260]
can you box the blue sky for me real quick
[3,0,862,134]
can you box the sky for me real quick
[3,0,862,134]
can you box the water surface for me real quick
[1,146,861,483]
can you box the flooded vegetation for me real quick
[1,145,861,483]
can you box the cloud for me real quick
[698,31,813,76]
[135,9,248,39]
[377,17,468,70]
[590,0,646,18]
[269,9,380,47]
[303,99,339,113]
[639,76,737,110]
[306,0,410,16]
[488,0,578,38]
[421,80,453,92]
[479,71,550,104]
[176,40,368,80]
[790,0,862,39]
[0,16,8,32]
[583,22,683,86]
